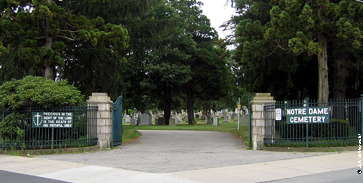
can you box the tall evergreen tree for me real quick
[0,0,129,81]
[232,0,363,101]
[55,0,166,100]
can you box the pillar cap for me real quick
[87,93,112,103]
[251,93,275,103]
[91,93,109,96]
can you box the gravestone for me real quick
[139,113,152,126]
[207,112,213,124]
[171,116,179,124]
[158,117,165,125]
[125,115,131,124]
[213,117,220,126]
[130,118,137,126]
[195,113,200,119]
[169,118,176,126]
[241,114,250,126]
[231,113,236,120]
[228,114,232,121]
[223,115,230,122]
[219,111,224,118]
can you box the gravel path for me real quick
[35,130,335,173]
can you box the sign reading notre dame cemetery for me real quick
[32,112,73,128]
[284,107,330,124]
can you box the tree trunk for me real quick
[163,82,171,125]
[44,0,54,80]
[186,87,194,125]
[333,53,347,99]
[317,33,329,103]
[203,102,210,116]
[44,65,54,80]
[332,52,347,120]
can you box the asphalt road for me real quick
[266,168,362,183]
[35,130,334,173]
[0,170,68,183]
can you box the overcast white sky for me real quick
[198,0,236,39]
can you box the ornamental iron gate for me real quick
[264,97,363,147]
[112,96,123,147]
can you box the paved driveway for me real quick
[35,130,334,173]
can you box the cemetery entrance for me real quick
[263,97,363,147]
[112,96,123,147]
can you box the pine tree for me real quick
[0,0,129,80]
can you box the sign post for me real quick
[237,98,241,131]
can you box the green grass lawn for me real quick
[122,118,250,146]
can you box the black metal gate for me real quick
[1,105,98,150]
[112,96,123,147]
[264,97,363,147]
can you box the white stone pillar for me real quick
[251,93,275,150]
[87,93,113,149]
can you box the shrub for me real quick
[0,113,27,140]
[0,76,83,110]
[0,76,84,140]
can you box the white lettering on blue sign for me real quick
[289,116,327,123]
[286,108,306,115]
[32,112,73,128]
[286,107,330,124]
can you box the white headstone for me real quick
[125,115,131,123]
[171,116,179,124]
[213,117,220,126]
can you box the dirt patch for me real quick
[1,146,100,156]
[122,136,141,144]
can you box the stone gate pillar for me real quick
[251,93,275,150]
[87,93,112,149]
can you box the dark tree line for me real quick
[1,0,234,125]
[230,0,363,101]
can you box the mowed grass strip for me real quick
[122,118,249,146]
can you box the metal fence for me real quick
[264,97,363,147]
[0,105,98,150]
